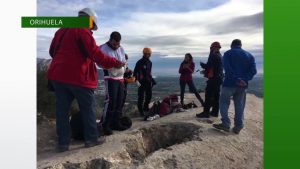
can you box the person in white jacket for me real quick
[98,31,127,135]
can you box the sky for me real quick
[37,0,263,75]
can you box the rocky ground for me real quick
[37,93,263,169]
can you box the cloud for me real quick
[206,12,263,35]
[37,0,263,64]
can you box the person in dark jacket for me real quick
[213,39,257,134]
[196,42,223,118]
[179,53,204,107]
[47,8,124,152]
[133,47,156,116]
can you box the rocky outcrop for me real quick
[37,94,263,169]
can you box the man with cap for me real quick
[99,31,128,135]
[134,47,156,116]
[196,42,224,118]
[47,8,125,152]
[213,39,257,134]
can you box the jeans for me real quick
[51,80,98,147]
[219,87,246,129]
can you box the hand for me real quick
[115,61,125,69]
[237,79,247,87]
[136,80,141,87]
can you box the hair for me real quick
[110,31,121,42]
[185,53,193,62]
[231,39,242,48]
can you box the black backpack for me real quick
[70,112,84,140]
[144,100,161,121]
[70,111,102,140]
[120,116,132,129]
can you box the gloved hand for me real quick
[136,80,141,87]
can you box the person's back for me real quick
[213,39,257,134]
[47,8,124,152]
[222,41,257,88]
[48,28,100,88]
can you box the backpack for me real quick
[159,101,170,116]
[144,100,161,121]
[70,111,102,140]
[120,116,132,129]
[70,112,84,140]
[162,94,179,105]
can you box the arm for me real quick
[185,62,195,74]
[78,28,123,69]
[49,29,61,58]
[242,55,257,81]
[133,61,139,80]
[213,54,223,76]
[179,63,183,74]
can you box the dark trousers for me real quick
[138,82,152,115]
[51,80,98,147]
[121,83,128,112]
[180,80,204,106]
[102,79,125,128]
[203,79,221,116]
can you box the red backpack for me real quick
[159,102,170,116]
[160,94,179,116]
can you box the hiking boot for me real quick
[213,123,230,132]
[56,145,69,153]
[85,137,106,148]
[232,127,242,134]
[196,112,210,118]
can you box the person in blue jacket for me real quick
[213,39,257,134]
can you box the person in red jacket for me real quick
[179,53,204,107]
[47,8,124,152]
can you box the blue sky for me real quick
[37,0,263,75]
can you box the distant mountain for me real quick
[37,58,52,71]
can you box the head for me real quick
[78,8,99,31]
[184,53,193,62]
[210,41,221,54]
[143,47,152,59]
[231,39,242,48]
[108,31,121,50]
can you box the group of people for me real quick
[178,40,257,135]
[47,8,257,153]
